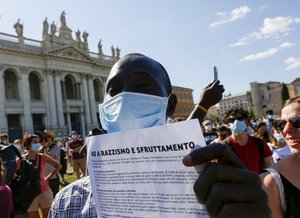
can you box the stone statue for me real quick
[82,31,89,44]
[111,46,115,57]
[75,30,81,42]
[43,17,49,37]
[14,19,23,38]
[50,21,57,36]
[98,39,103,55]
[60,11,67,27]
[116,47,121,58]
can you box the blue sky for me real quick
[0,0,299,102]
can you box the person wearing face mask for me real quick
[211,125,229,144]
[268,128,292,164]
[23,132,61,218]
[202,120,218,145]
[67,130,86,179]
[265,109,274,135]
[49,53,271,218]
[0,133,9,145]
[223,108,273,174]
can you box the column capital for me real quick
[44,68,55,76]
[19,66,29,74]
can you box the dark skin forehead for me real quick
[105,54,170,100]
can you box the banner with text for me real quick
[87,119,208,218]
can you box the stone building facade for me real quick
[172,86,194,119]
[0,13,120,140]
[250,78,300,118]
[218,92,252,118]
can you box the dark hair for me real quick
[224,108,249,124]
[217,126,228,132]
[266,110,274,115]
[22,132,39,149]
[282,95,300,109]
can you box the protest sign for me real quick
[87,119,208,218]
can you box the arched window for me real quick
[4,69,19,100]
[29,72,42,100]
[65,75,78,99]
[93,79,103,102]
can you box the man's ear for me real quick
[166,94,177,117]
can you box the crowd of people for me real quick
[0,53,299,218]
[0,129,87,218]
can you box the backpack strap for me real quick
[265,168,286,213]
[223,137,232,148]
[252,137,265,170]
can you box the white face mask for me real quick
[204,125,212,131]
[230,120,247,135]
[99,92,169,133]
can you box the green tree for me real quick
[281,83,290,105]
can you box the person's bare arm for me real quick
[260,172,284,218]
[44,154,62,181]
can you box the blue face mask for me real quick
[267,115,274,121]
[31,143,41,151]
[230,120,247,135]
[274,134,286,144]
[99,92,169,133]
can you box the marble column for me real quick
[66,110,71,134]
[80,112,86,136]
[20,67,33,132]
[43,70,51,128]
[81,73,92,127]
[0,65,7,131]
[87,75,97,125]
[46,69,58,128]
[54,70,65,128]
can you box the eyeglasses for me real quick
[273,116,300,132]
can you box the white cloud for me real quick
[284,57,300,70]
[231,16,300,47]
[279,42,296,48]
[240,48,278,62]
[209,6,251,28]
[239,41,295,62]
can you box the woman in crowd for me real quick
[23,133,61,218]
[268,128,292,164]
[260,95,300,218]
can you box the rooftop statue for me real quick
[43,17,49,37]
[60,11,67,27]
[14,19,23,38]
[50,22,57,36]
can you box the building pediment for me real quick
[46,45,94,62]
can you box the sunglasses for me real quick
[273,116,300,132]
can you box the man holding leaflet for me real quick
[49,53,270,217]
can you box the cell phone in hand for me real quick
[214,66,218,81]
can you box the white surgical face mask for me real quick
[99,92,169,133]
[204,125,212,131]
[230,120,246,135]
